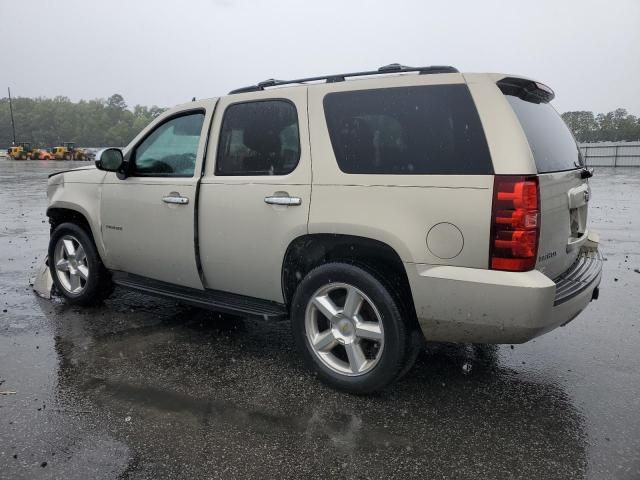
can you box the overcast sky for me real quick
[1,0,639,114]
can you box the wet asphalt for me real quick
[0,158,639,479]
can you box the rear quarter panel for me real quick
[307,75,494,267]
[308,183,493,267]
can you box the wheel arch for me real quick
[47,206,106,261]
[281,234,417,322]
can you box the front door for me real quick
[100,107,211,289]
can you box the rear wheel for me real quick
[48,222,113,305]
[291,263,414,394]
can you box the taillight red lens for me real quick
[490,175,540,271]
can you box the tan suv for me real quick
[46,64,602,393]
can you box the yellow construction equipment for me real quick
[7,142,31,160]
[29,147,54,160]
[52,142,87,160]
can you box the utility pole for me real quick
[8,87,17,145]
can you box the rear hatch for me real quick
[501,79,590,279]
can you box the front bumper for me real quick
[406,247,602,344]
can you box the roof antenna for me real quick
[8,87,17,145]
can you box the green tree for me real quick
[0,94,165,148]
[562,109,640,142]
[107,94,127,111]
[561,111,599,142]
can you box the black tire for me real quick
[291,262,414,394]
[48,222,113,305]
[351,260,424,382]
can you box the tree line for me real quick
[561,109,640,143]
[0,94,165,148]
[2,93,639,148]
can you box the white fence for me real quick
[579,142,640,167]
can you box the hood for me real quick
[48,165,98,179]
[47,165,107,184]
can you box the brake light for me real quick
[490,175,540,271]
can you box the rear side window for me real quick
[216,100,300,176]
[323,85,492,175]
[506,96,582,173]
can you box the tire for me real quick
[48,222,113,305]
[291,262,414,394]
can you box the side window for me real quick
[133,112,205,177]
[323,85,493,175]
[216,100,300,176]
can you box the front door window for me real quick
[133,112,205,177]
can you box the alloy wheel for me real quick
[305,282,385,376]
[53,235,89,295]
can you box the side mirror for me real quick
[96,148,124,172]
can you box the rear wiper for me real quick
[575,162,594,179]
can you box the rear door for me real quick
[505,94,589,278]
[198,88,311,302]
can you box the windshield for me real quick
[506,95,583,173]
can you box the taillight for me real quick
[490,175,540,272]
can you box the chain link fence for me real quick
[579,142,640,167]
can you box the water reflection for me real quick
[41,293,587,478]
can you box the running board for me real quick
[111,272,287,320]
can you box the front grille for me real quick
[553,249,603,306]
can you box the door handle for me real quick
[264,194,302,206]
[162,193,189,205]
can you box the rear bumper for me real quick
[553,249,602,306]
[407,248,602,344]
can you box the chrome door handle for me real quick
[162,193,189,205]
[264,195,302,206]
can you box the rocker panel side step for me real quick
[112,272,287,320]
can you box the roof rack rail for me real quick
[228,64,459,94]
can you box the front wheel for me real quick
[48,222,113,305]
[291,263,415,394]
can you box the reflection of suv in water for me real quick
[46,64,602,393]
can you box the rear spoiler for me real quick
[497,77,555,104]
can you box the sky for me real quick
[1,0,639,114]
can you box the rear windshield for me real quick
[323,85,493,175]
[506,95,582,173]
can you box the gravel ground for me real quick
[1,159,639,479]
